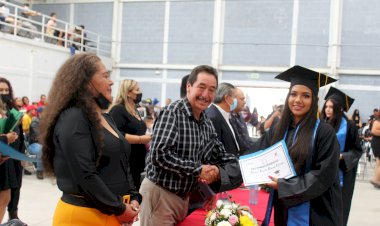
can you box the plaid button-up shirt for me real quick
[145,98,237,197]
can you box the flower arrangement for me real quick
[205,198,258,226]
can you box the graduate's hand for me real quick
[265,175,278,190]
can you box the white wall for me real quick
[0,34,112,102]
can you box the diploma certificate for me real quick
[239,140,296,185]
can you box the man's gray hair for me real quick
[214,82,235,104]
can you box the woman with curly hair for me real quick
[40,53,140,226]
[320,87,362,226]
[109,79,151,190]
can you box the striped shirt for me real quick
[145,98,237,197]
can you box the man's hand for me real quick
[198,165,220,184]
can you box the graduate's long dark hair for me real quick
[320,98,345,132]
[271,87,319,173]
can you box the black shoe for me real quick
[36,171,44,180]
[23,169,32,175]
[7,219,28,226]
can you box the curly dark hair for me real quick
[40,53,104,176]
[0,77,16,109]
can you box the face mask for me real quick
[90,82,111,110]
[230,98,238,111]
[134,93,142,104]
[0,94,12,107]
[94,93,111,110]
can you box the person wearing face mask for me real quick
[229,88,256,154]
[40,54,141,226]
[0,77,26,225]
[205,83,240,156]
[109,79,151,191]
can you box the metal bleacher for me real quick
[0,0,112,57]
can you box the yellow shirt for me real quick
[22,114,32,132]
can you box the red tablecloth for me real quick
[177,188,274,226]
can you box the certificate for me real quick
[0,141,35,162]
[239,140,296,185]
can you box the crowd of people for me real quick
[1,53,380,226]
[0,1,88,51]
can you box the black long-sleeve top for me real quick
[53,107,141,215]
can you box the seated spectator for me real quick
[18,3,41,39]
[21,105,36,134]
[71,25,86,51]
[27,106,44,179]
[13,97,23,111]
[21,96,30,109]
[0,2,14,31]
[37,94,46,107]
[45,13,57,44]
[55,29,66,47]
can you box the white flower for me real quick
[220,208,232,218]
[216,200,224,208]
[216,221,232,226]
[232,203,239,209]
[224,204,232,210]
[210,212,217,222]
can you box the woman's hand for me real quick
[141,134,151,144]
[116,204,140,225]
[6,131,18,144]
[265,176,278,190]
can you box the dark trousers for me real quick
[7,160,23,215]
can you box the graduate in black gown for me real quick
[247,66,343,226]
[320,87,362,226]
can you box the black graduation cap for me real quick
[324,86,354,112]
[275,65,337,95]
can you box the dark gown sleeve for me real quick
[277,123,341,208]
[0,135,8,143]
[55,109,125,215]
[341,121,363,172]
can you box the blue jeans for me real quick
[28,143,43,171]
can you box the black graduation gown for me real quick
[340,120,363,226]
[252,122,343,226]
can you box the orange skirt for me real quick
[53,199,119,226]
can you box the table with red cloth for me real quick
[177,187,274,226]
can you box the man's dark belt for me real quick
[61,194,93,208]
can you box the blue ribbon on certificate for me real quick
[0,141,36,162]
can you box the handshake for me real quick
[198,164,220,184]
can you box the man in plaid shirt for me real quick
[139,65,242,226]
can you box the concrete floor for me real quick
[4,158,379,226]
